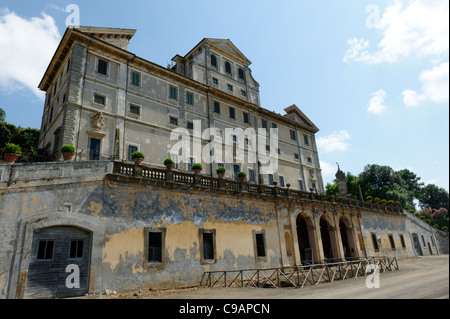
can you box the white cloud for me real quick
[316,130,351,153]
[402,62,449,107]
[343,0,449,64]
[0,9,61,98]
[367,89,388,114]
[320,161,336,176]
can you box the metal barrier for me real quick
[199,256,398,289]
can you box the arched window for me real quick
[211,54,217,67]
[225,61,231,74]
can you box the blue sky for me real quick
[0,0,448,191]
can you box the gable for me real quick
[206,38,251,65]
[284,104,319,131]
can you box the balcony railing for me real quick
[112,161,402,214]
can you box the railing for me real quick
[199,256,398,289]
[112,161,402,214]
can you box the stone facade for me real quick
[0,161,445,298]
[38,26,323,193]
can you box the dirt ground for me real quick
[82,255,449,300]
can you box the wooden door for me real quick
[24,226,91,298]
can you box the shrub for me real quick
[394,201,401,206]
[216,166,226,174]
[3,143,22,156]
[414,212,421,217]
[420,216,425,220]
[61,144,76,154]
[164,158,175,165]
[192,163,203,170]
[238,172,247,178]
[433,224,440,229]
[381,199,387,204]
[409,209,416,214]
[387,200,394,205]
[443,226,448,232]
[366,196,373,201]
[131,151,145,159]
[374,197,380,202]
[425,219,431,224]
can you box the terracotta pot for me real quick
[62,152,75,161]
[133,158,143,165]
[22,147,30,153]
[194,169,202,175]
[165,163,174,170]
[4,153,19,163]
[238,176,246,182]
[217,173,225,179]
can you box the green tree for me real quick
[325,182,339,196]
[0,107,5,121]
[0,108,40,151]
[418,184,449,211]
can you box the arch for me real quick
[296,213,315,264]
[320,216,333,260]
[339,215,355,259]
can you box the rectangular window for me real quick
[69,240,84,259]
[189,157,195,171]
[307,157,312,164]
[66,58,71,73]
[94,94,106,106]
[268,174,274,186]
[400,234,406,248]
[304,134,309,145]
[186,92,194,105]
[261,119,267,130]
[229,107,235,119]
[254,232,266,257]
[128,145,138,161]
[249,169,255,183]
[169,117,178,126]
[294,153,299,160]
[298,180,304,191]
[201,231,215,261]
[37,240,54,260]
[214,101,220,114]
[89,138,101,160]
[131,71,141,87]
[129,104,140,116]
[227,84,233,91]
[187,121,194,130]
[290,130,296,141]
[371,233,379,251]
[312,182,317,189]
[243,112,249,124]
[279,176,285,187]
[148,232,163,263]
[241,90,246,97]
[170,154,179,169]
[389,234,396,250]
[212,78,219,85]
[97,59,108,75]
[169,86,178,100]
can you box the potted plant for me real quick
[164,158,175,170]
[131,151,145,165]
[61,144,76,161]
[216,166,226,178]
[22,141,33,153]
[381,199,387,205]
[192,163,203,175]
[237,171,247,182]
[374,197,380,204]
[387,200,394,206]
[3,143,22,163]
[366,196,373,203]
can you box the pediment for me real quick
[205,38,251,65]
[284,104,319,131]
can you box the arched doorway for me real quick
[296,214,314,264]
[320,216,333,261]
[24,226,91,298]
[339,220,351,258]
